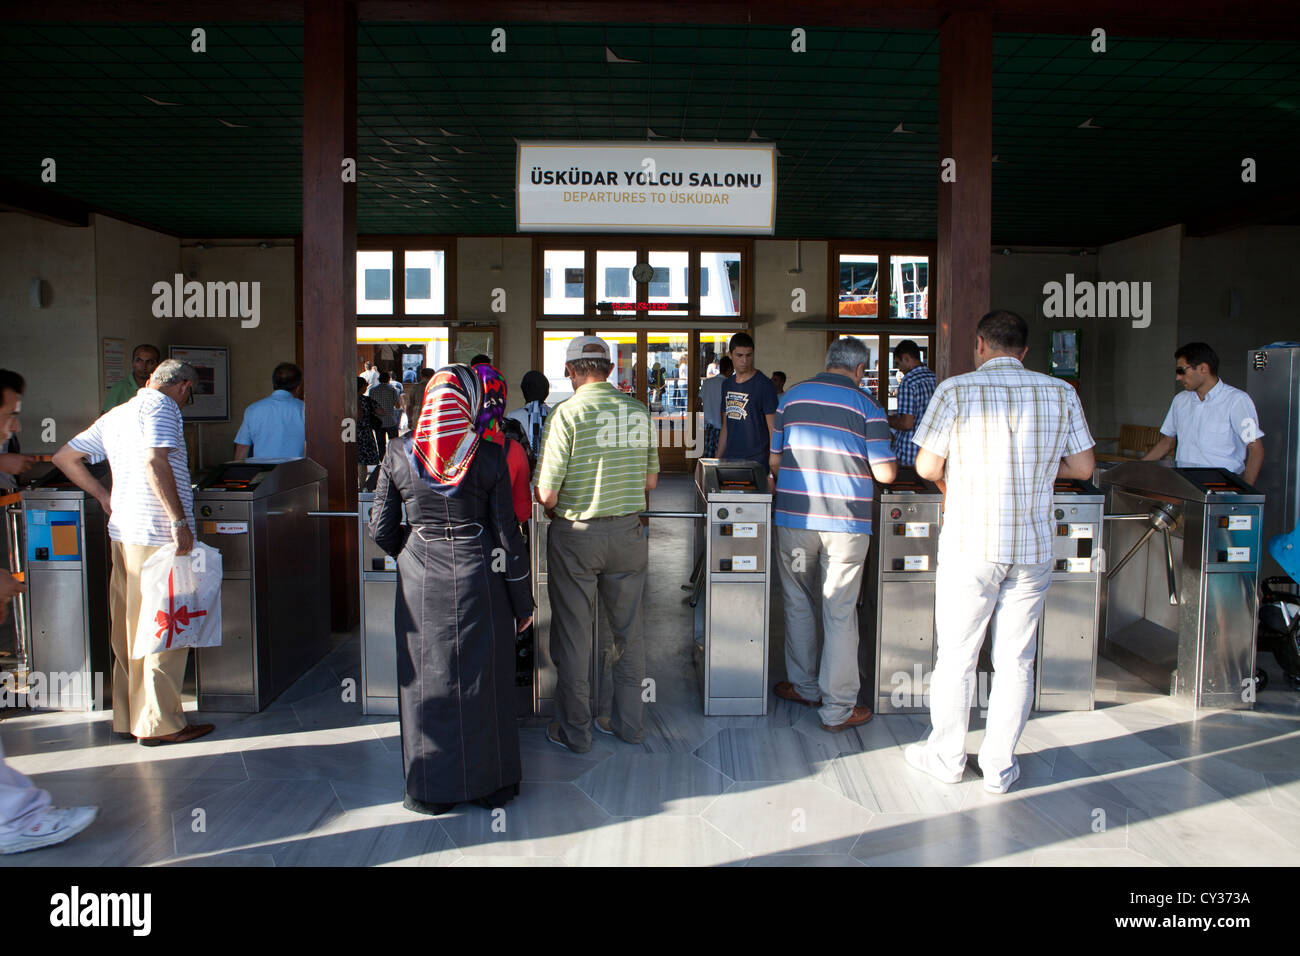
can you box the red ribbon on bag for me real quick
[154,566,207,648]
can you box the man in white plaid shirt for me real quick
[905,310,1095,793]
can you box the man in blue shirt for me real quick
[234,362,305,460]
[769,337,896,732]
[886,339,936,467]
[717,332,778,468]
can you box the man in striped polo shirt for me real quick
[52,360,216,746]
[537,336,660,752]
[769,337,897,732]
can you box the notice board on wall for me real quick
[102,337,127,389]
[169,345,229,422]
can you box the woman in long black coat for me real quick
[369,365,534,814]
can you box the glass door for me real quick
[645,331,691,472]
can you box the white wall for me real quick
[1177,225,1300,388]
[752,239,830,386]
[457,237,532,401]
[1093,224,1184,441]
[174,240,297,466]
[0,212,299,465]
[0,213,99,454]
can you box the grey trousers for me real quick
[776,526,871,725]
[774,522,868,723]
[547,514,648,750]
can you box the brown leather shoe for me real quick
[138,723,215,747]
[821,706,873,733]
[774,681,822,707]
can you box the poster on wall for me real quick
[102,337,127,388]
[169,346,229,422]
[1051,329,1080,379]
[517,141,775,234]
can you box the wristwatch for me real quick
[170,518,189,529]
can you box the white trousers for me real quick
[920,547,1052,790]
[0,733,50,834]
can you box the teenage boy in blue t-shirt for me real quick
[717,332,779,470]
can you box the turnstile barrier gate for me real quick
[693,459,772,716]
[1101,461,1264,712]
[871,472,1105,714]
[1036,478,1105,711]
[18,463,112,710]
[870,469,943,715]
[193,458,331,712]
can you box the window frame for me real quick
[355,235,457,323]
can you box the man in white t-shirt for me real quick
[1143,341,1264,485]
[362,361,379,390]
[52,360,216,747]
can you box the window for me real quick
[647,250,689,316]
[542,249,584,316]
[596,250,637,316]
[564,269,583,298]
[890,256,929,319]
[837,254,879,318]
[356,246,452,318]
[404,250,446,314]
[357,250,393,315]
[605,267,630,298]
[649,267,670,298]
[700,251,741,316]
[535,243,748,322]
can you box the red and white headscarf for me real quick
[409,365,483,493]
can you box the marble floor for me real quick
[2,475,1299,867]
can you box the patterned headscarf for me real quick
[409,364,482,493]
[472,363,508,446]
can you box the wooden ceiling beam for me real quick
[5,0,1299,40]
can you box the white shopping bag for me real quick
[131,542,223,658]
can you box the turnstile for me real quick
[870,469,944,715]
[18,463,112,710]
[193,458,331,712]
[358,491,400,715]
[354,494,596,718]
[871,472,1105,714]
[1101,461,1264,712]
[1036,478,1105,711]
[693,459,772,716]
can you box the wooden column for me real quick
[303,0,358,628]
[936,9,992,380]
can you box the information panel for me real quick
[517,141,775,234]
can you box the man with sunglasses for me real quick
[52,359,215,747]
[1144,342,1264,486]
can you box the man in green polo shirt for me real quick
[101,344,161,413]
[537,335,659,752]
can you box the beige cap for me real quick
[565,335,612,363]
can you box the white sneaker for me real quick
[904,744,964,784]
[982,762,1021,795]
[0,806,98,855]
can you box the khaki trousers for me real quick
[109,541,190,737]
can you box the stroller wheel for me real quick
[1255,668,1269,692]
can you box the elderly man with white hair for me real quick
[52,359,216,746]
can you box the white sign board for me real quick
[517,141,775,234]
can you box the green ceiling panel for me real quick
[0,22,1295,242]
